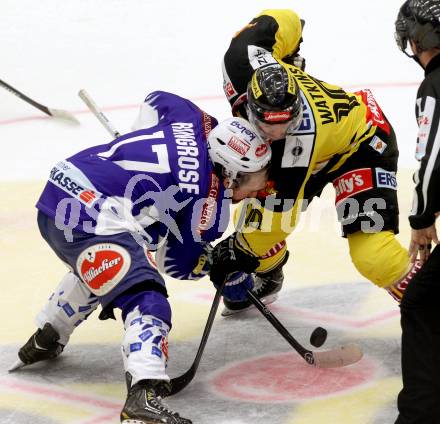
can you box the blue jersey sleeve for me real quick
[155,174,231,281]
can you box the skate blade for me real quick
[221,293,279,317]
[121,421,145,424]
[8,359,26,372]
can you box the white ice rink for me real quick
[0,1,425,423]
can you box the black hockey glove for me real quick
[210,233,260,286]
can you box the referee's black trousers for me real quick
[395,245,440,424]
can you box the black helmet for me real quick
[395,0,440,54]
[247,64,302,127]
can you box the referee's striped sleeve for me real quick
[409,94,440,229]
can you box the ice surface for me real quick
[0,1,416,422]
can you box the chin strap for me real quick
[412,54,425,69]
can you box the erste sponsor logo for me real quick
[49,165,100,206]
[375,168,397,190]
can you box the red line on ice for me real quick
[270,304,399,328]
[0,377,121,410]
[0,82,419,126]
[192,291,398,328]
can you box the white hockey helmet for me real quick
[207,117,271,187]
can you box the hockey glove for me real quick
[283,53,306,71]
[217,272,254,302]
[210,233,260,286]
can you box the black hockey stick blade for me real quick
[0,79,79,124]
[246,289,363,368]
[168,279,226,396]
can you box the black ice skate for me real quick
[120,379,192,424]
[9,322,64,371]
[222,266,284,316]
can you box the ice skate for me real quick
[9,322,64,371]
[121,379,192,424]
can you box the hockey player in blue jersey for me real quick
[11,91,271,424]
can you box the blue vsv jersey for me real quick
[37,91,230,280]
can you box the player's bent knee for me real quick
[115,289,172,328]
[348,230,410,288]
[36,272,99,345]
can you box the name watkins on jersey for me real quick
[289,67,335,125]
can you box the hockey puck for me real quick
[310,327,327,348]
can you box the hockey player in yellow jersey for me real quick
[223,9,305,120]
[221,10,420,315]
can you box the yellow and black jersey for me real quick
[262,65,392,203]
[222,9,303,115]
[237,65,397,270]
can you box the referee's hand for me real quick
[409,224,439,264]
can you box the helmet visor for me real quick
[395,3,414,57]
[395,29,407,51]
[248,105,303,142]
[395,30,414,57]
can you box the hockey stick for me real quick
[246,289,363,368]
[168,279,226,396]
[78,89,121,137]
[0,78,79,123]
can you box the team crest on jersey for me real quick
[76,243,131,296]
[369,135,387,154]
